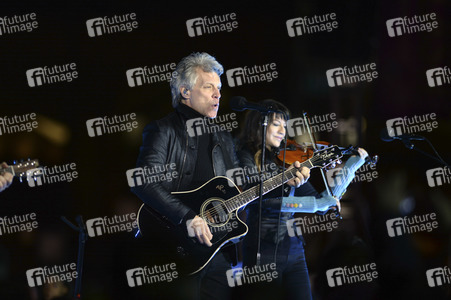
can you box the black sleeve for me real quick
[131,122,195,225]
[293,181,321,198]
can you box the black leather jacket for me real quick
[131,104,240,226]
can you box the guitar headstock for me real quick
[310,146,344,169]
[1,159,40,179]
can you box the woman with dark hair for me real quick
[236,99,367,299]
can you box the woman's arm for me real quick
[282,149,368,213]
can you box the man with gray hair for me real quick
[132,52,239,299]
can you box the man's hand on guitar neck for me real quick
[0,162,13,193]
[188,216,213,247]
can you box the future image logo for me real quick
[386,13,438,37]
[186,213,239,239]
[386,213,438,237]
[286,214,339,237]
[385,113,438,138]
[326,164,378,187]
[126,164,179,187]
[26,263,77,287]
[426,267,451,287]
[426,67,451,87]
[26,63,78,87]
[0,213,38,236]
[0,113,38,135]
[126,63,176,87]
[26,163,78,187]
[326,263,378,287]
[86,13,138,37]
[226,63,278,87]
[226,263,278,287]
[286,12,338,37]
[186,113,238,137]
[326,63,378,87]
[86,113,138,137]
[186,13,238,37]
[0,13,38,36]
[86,213,137,237]
[126,264,178,287]
[426,167,451,187]
[286,113,338,137]
[226,163,278,187]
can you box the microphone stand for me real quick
[61,215,87,299]
[402,137,450,168]
[256,113,269,266]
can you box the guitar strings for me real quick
[198,157,319,220]
[198,155,328,221]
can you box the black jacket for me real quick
[131,104,240,226]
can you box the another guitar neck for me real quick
[0,160,40,178]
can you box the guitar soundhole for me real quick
[201,198,230,227]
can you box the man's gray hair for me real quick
[170,52,224,108]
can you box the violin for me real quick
[277,139,334,166]
[277,139,379,168]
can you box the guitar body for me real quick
[137,176,248,275]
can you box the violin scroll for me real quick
[342,145,379,167]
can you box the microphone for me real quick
[230,96,280,114]
[380,128,425,149]
[380,128,425,142]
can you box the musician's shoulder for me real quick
[235,144,252,157]
[217,129,235,140]
[143,111,179,132]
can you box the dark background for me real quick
[0,0,450,299]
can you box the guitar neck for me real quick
[0,160,40,178]
[224,159,314,212]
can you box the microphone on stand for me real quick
[380,128,425,149]
[380,127,449,167]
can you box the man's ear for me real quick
[180,87,190,99]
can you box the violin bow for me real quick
[302,112,335,198]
